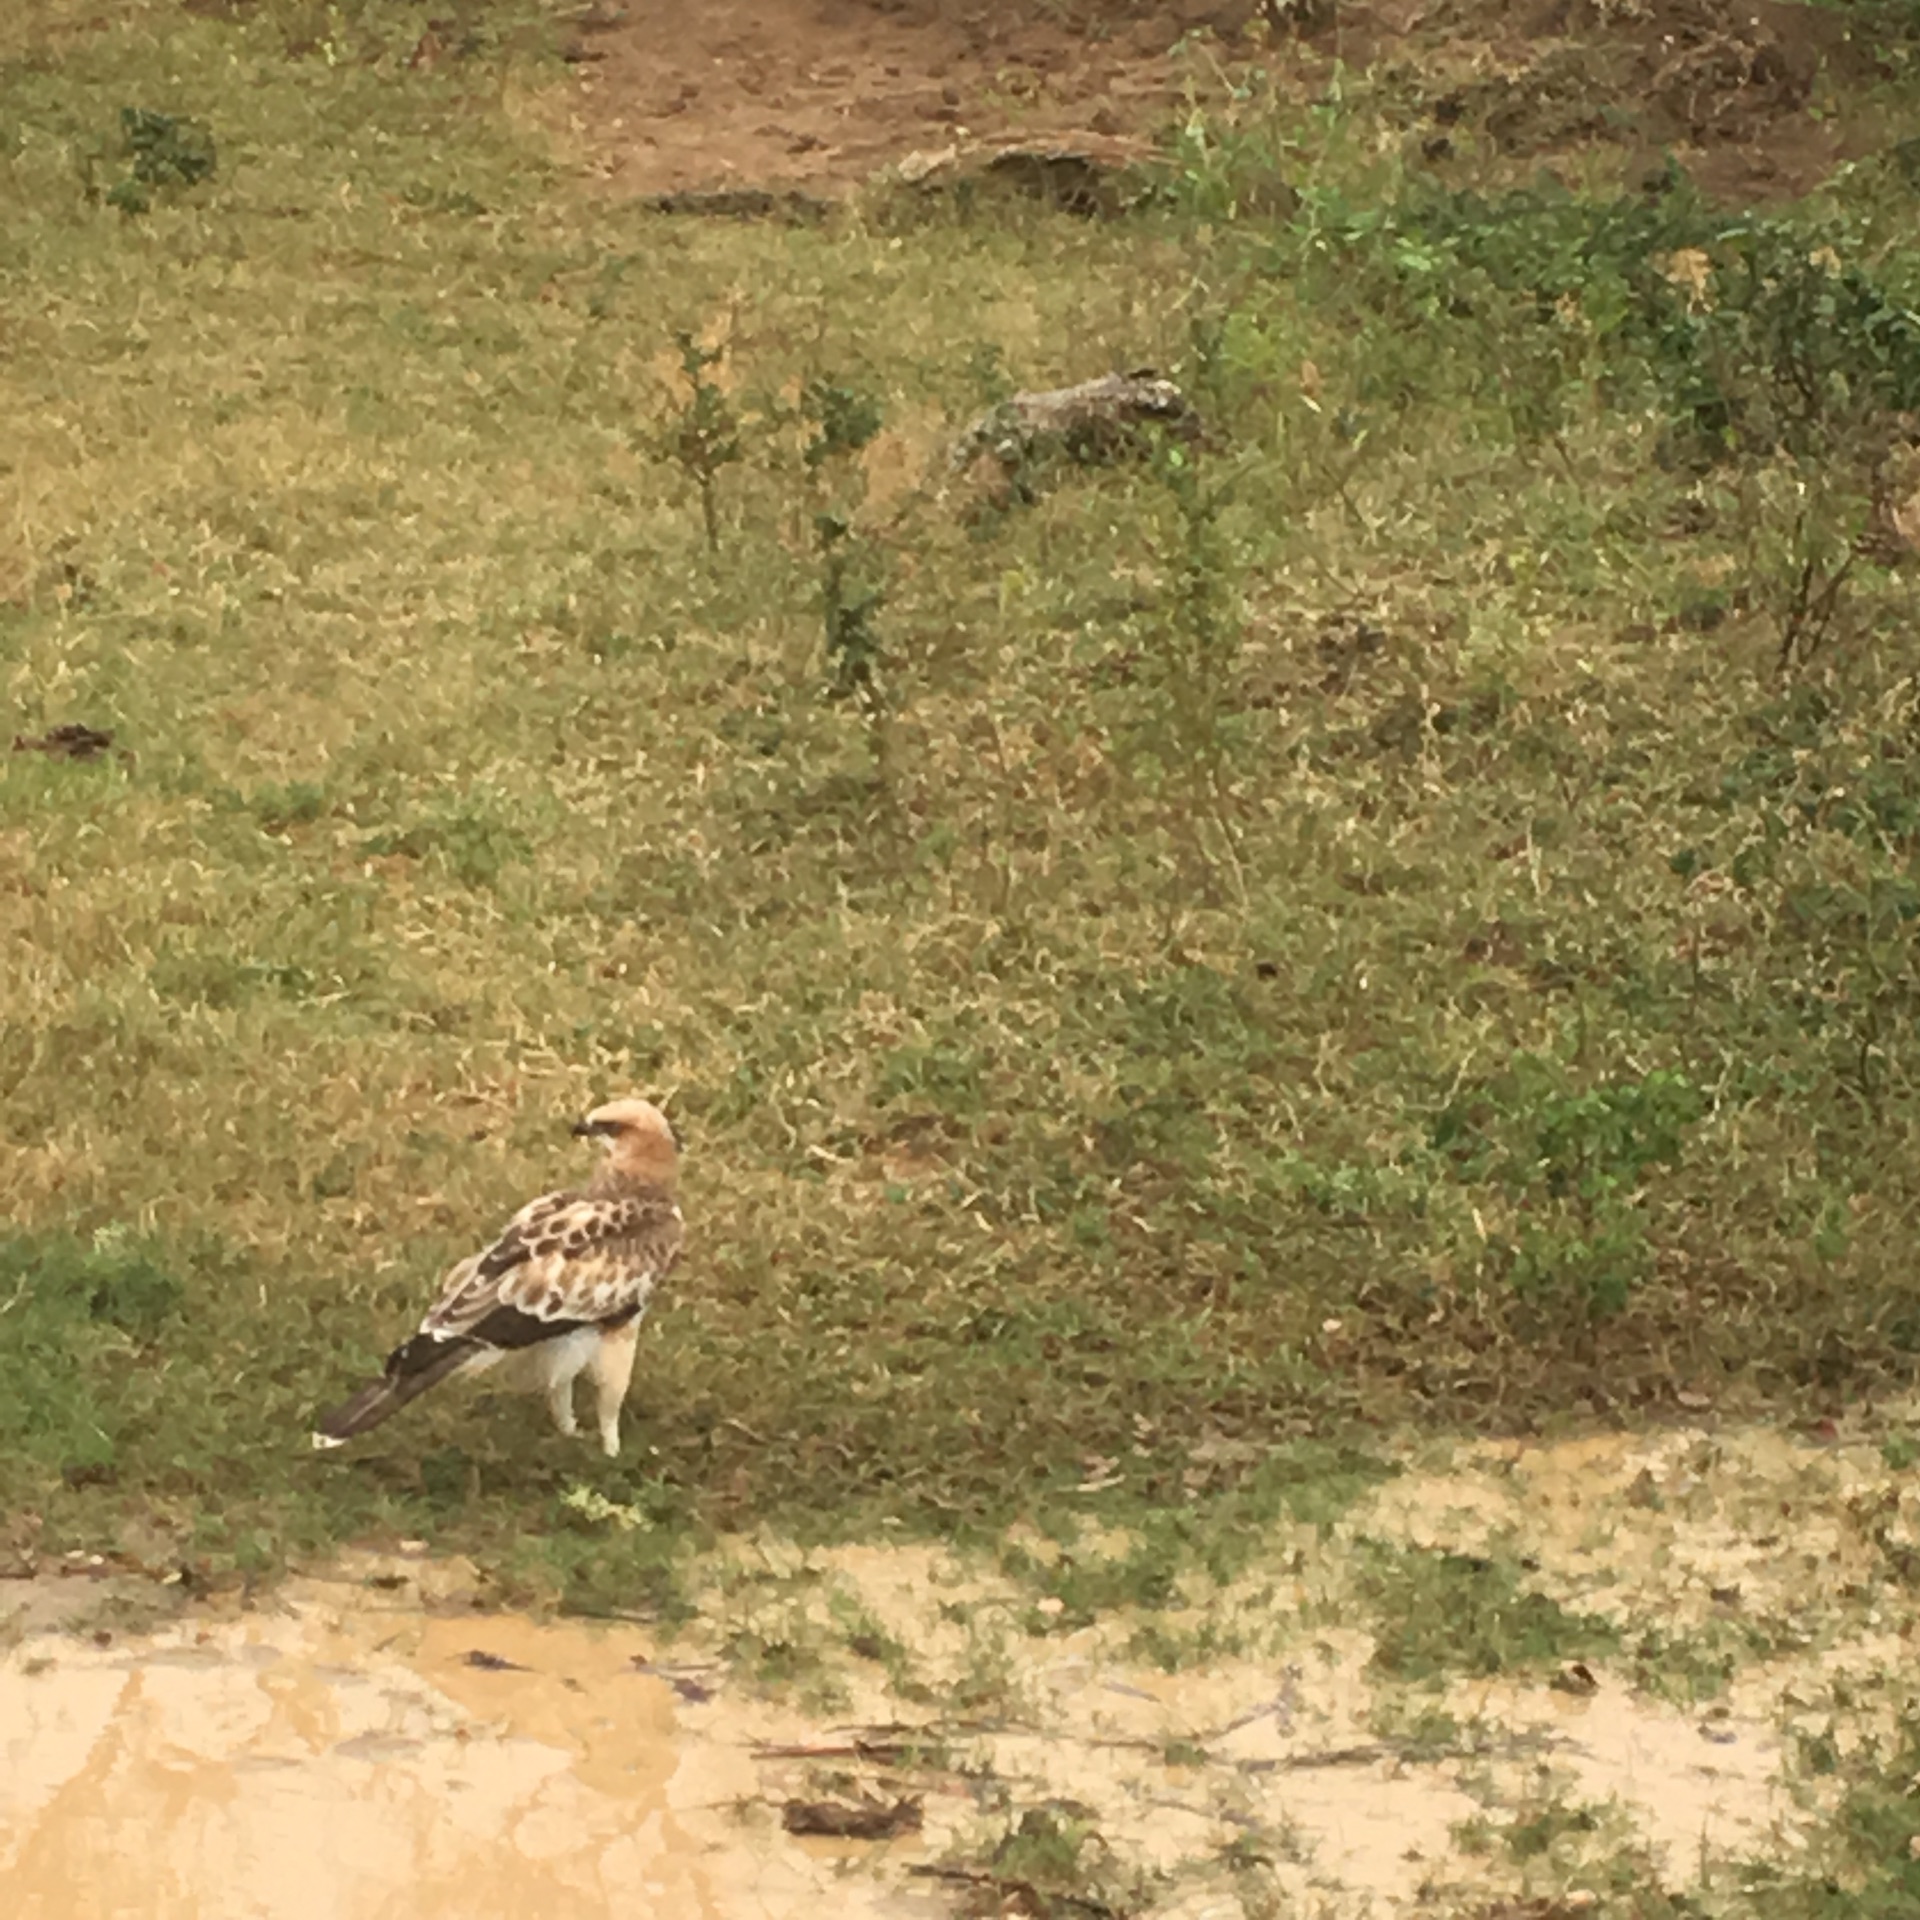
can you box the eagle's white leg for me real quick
[513,1326,599,1438]
[588,1321,641,1458]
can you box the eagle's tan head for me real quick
[573,1096,679,1190]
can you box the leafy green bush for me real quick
[1295,170,1920,464]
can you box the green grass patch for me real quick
[1359,1546,1619,1681]
[1738,1713,1920,1917]
[998,1439,1390,1646]
[0,1227,190,1478]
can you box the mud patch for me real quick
[0,1559,189,1643]
[1,1554,903,1920]
[6,1423,1919,1915]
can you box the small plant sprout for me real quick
[1144,307,1250,900]
[816,509,888,717]
[659,329,744,553]
[799,375,893,758]
[801,377,886,476]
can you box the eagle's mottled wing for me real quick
[420,1187,683,1348]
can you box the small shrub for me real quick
[801,378,885,475]
[1432,1060,1704,1203]
[991,1806,1105,1894]
[1291,169,1920,471]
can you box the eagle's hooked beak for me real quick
[572,1117,614,1139]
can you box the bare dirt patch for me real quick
[546,0,1890,206]
[555,0,1216,199]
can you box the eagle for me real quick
[311,1097,683,1458]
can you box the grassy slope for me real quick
[4,0,1920,1614]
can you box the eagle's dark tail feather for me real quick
[310,1335,478,1449]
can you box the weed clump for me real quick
[1431,1060,1706,1316]
[1311,170,1920,465]
[90,106,217,214]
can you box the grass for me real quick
[1747,1717,1920,1917]
[1359,1545,1618,1682]
[8,0,1920,1677]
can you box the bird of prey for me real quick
[311,1097,683,1459]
